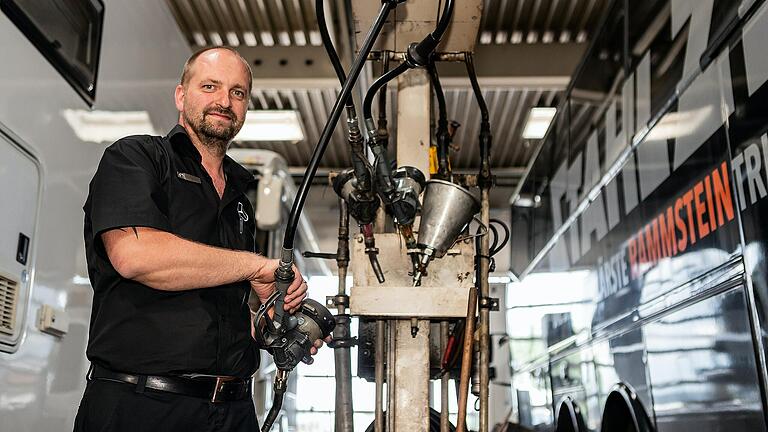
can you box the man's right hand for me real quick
[249,257,307,314]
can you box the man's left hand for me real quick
[283,276,308,314]
[308,335,333,356]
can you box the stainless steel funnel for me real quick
[417,180,480,258]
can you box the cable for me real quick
[489,218,510,257]
[316,0,347,86]
[282,1,397,251]
[464,51,492,182]
[260,390,284,432]
[406,0,455,66]
[317,0,372,190]
[464,52,488,123]
[377,51,390,129]
[363,61,410,122]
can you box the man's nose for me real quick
[215,89,232,108]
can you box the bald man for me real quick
[75,47,322,431]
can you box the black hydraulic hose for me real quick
[428,60,451,177]
[406,0,455,66]
[363,61,410,122]
[428,60,447,120]
[464,52,488,123]
[377,52,390,128]
[316,0,347,86]
[433,0,454,41]
[489,218,510,256]
[465,52,492,181]
[260,389,284,432]
[282,1,396,251]
[316,0,371,190]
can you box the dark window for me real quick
[1,0,105,106]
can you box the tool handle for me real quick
[272,263,295,330]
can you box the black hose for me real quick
[464,52,492,182]
[377,52,390,128]
[260,389,284,432]
[489,218,510,257]
[433,0,454,41]
[428,59,451,178]
[283,1,396,250]
[363,61,410,121]
[316,0,372,190]
[464,52,488,123]
[406,0,455,66]
[316,0,347,87]
[428,60,447,120]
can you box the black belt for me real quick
[89,364,252,403]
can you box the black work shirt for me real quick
[83,124,259,378]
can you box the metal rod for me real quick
[366,51,467,62]
[456,287,477,432]
[333,199,353,432]
[387,321,396,432]
[440,321,450,432]
[479,188,491,432]
[375,320,386,432]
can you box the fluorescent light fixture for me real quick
[62,110,158,143]
[512,194,541,208]
[522,107,557,139]
[235,110,305,143]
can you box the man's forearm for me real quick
[103,227,267,291]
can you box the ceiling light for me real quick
[62,110,158,143]
[511,194,541,208]
[235,110,305,143]
[522,107,557,139]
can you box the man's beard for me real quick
[184,106,241,156]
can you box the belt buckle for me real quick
[211,376,236,403]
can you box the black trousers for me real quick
[73,379,259,432]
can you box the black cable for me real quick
[489,218,510,257]
[260,389,284,432]
[464,51,492,182]
[363,61,410,121]
[377,51,390,127]
[488,223,499,256]
[406,0,454,66]
[317,0,372,190]
[464,52,488,123]
[283,1,396,250]
[316,0,347,86]
[433,0,454,41]
[428,59,451,178]
[428,60,447,120]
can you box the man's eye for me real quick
[233,90,245,98]
[202,84,214,90]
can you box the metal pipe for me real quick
[367,51,466,62]
[456,287,477,432]
[375,320,386,432]
[334,324,354,432]
[478,188,491,432]
[333,199,354,432]
[387,321,397,432]
[440,321,450,432]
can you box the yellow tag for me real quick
[429,146,439,175]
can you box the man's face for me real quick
[175,50,250,151]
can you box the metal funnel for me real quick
[417,180,480,258]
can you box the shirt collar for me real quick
[166,124,255,193]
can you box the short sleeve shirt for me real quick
[83,125,259,378]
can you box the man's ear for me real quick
[174,84,185,112]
